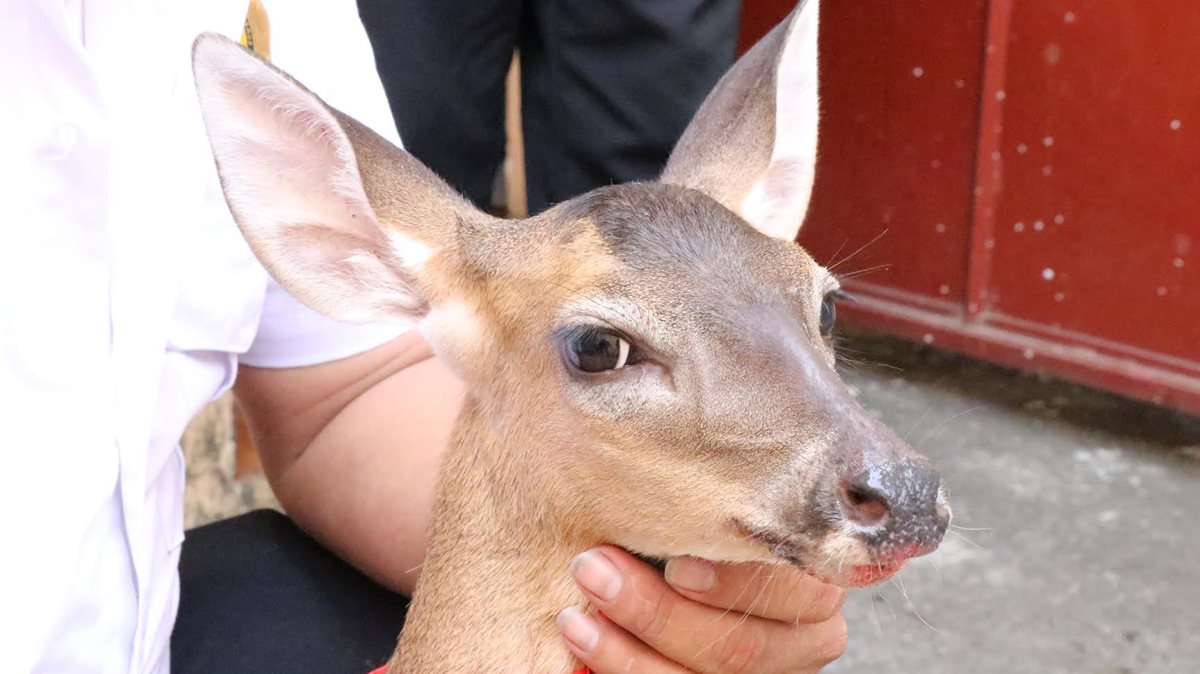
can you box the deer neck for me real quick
[391,398,593,674]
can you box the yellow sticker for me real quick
[239,0,271,60]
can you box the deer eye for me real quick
[819,291,846,337]
[563,327,636,373]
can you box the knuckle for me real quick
[710,625,766,674]
[804,585,845,623]
[816,615,849,664]
[629,582,675,641]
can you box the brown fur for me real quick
[188,2,948,672]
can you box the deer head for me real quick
[191,0,948,589]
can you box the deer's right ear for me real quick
[660,0,819,243]
[191,33,476,324]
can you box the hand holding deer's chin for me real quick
[559,547,848,674]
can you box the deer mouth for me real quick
[734,521,912,588]
[739,525,809,567]
[840,559,907,586]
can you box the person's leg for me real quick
[520,0,743,214]
[356,0,521,209]
[171,509,409,674]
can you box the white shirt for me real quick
[0,2,408,672]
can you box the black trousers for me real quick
[171,510,409,674]
[356,0,742,214]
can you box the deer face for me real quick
[438,182,947,588]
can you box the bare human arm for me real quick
[232,329,462,596]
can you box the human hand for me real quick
[557,546,848,673]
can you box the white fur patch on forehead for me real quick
[390,231,434,270]
[419,300,489,376]
[191,34,432,324]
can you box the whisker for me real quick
[869,591,884,636]
[924,555,945,591]
[836,263,893,281]
[739,565,775,623]
[708,562,764,627]
[947,528,986,550]
[754,564,780,619]
[831,340,904,373]
[878,589,897,621]
[697,564,772,658]
[824,238,851,270]
[903,404,936,442]
[915,404,985,447]
[893,575,938,632]
[776,566,809,626]
[827,229,889,273]
[836,547,850,578]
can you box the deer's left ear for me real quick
[660,0,820,242]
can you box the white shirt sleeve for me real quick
[239,276,412,369]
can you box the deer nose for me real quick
[837,459,949,558]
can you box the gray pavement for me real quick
[825,333,1200,674]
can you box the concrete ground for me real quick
[826,332,1200,674]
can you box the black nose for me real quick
[837,459,949,555]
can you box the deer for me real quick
[189,1,950,671]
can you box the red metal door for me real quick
[739,0,1200,414]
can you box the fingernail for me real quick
[570,550,623,602]
[664,557,716,593]
[557,606,600,653]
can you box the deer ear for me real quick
[191,33,476,324]
[660,0,819,242]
